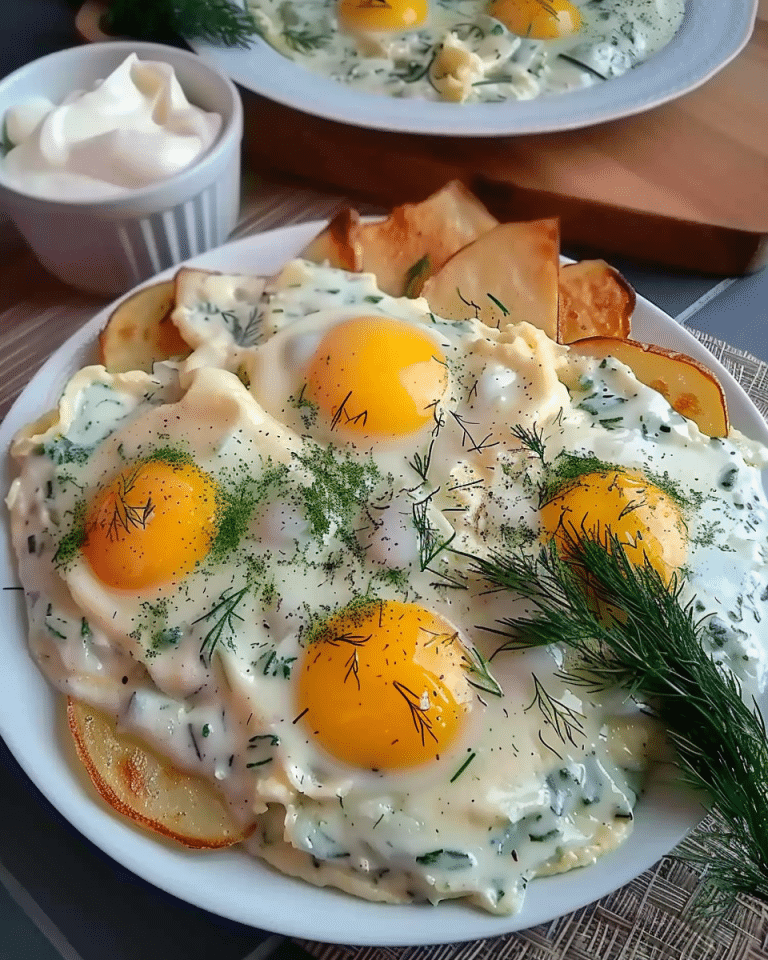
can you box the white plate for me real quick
[189,0,757,136]
[1,223,766,946]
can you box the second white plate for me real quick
[190,0,757,136]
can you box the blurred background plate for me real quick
[188,0,757,136]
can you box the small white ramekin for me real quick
[0,41,243,297]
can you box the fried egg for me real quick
[247,0,685,103]
[8,259,768,915]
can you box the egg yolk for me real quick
[82,458,220,590]
[540,469,687,583]
[338,0,428,32]
[490,0,581,39]
[298,600,473,770]
[305,315,448,438]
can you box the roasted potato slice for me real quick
[558,259,635,344]
[300,208,363,272]
[67,698,247,849]
[569,336,729,438]
[99,280,191,374]
[420,219,560,339]
[300,181,498,297]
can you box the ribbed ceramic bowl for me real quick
[0,41,243,296]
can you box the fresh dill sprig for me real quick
[408,438,435,484]
[524,673,585,759]
[412,490,456,571]
[394,680,437,747]
[101,0,257,47]
[473,535,768,914]
[195,584,251,666]
[510,423,546,462]
[282,27,331,54]
[461,643,503,698]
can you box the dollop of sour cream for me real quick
[2,54,222,201]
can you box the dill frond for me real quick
[472,535,768,913]
[102,0,257,47]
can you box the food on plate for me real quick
[1,54,221,201]
[67,698,247,847]
[557,259,635,344]
[418,219,560,338]
[568,336,729,437]
[300,180,499,296]
[99,280,191,374]
[246,0,685,103]
[7,189,768,917]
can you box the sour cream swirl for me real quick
[2,54,221,201]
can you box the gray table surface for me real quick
[1,6,768,959]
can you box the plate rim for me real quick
[188,0,758,136]
[1,221,766,946]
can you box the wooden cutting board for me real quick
[79,0,768,275]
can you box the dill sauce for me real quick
[247,0,685,103]
[9,260,768,915]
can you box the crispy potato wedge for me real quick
[67,698,247,849]
[99,280,191,373]
[569,336,729,438]
[558,259,635,344]
[300,208,363,272]
[420,219,560,339]
[300,181,498,297]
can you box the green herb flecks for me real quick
[192,300,261,345]
[210,461,289,563]
[415,849,476,870]
[408,438,436,484]
[474,534,768,913]
[523,674,586,759]
[44,436,92,466]
[290,383,319,428]
[537,452,695,511]
[294,444,381,554]
[255,649,297,679]
[247,733,280,769]
[53,502,87,568]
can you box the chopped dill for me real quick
[53,502,87,568]
[510,423,546,462]
[293,444,381,553]
[473,534,768,913]
[196,584,251,666]
[412,491,456,571]
[403,255,431,298]
[450,751,476,783]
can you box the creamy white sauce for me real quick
[8,262,768,915]
[1,54,221,201]
[247,0,685,103]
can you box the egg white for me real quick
[8,259,768,915]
